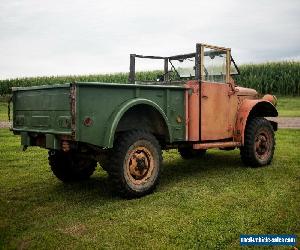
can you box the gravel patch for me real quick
[0,121,11,129]
[267,117,300,129]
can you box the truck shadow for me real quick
[160,151,243,187]
[48,151,243,201]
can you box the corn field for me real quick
[234,61,300,96]
[0,61,299,96]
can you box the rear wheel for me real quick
[97,152,111,172]
[108,130,162,198]
[240,117,275,167]
[48,150,97,182]
[178,146,206,159]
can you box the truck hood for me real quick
[236,86,258,97]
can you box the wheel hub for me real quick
[126,146,154,184]
[255,131,271,160]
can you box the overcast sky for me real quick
[0,0,299,79]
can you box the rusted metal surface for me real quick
[234,99,277,144]
[185,89,189,140]
[199,43,229,51]
[236,86,258,97]
[235,100,258,143]
[125,146,154,185]
[228,89,239,137]
[200,81,238,140]
[254,127,273,162]
[168,53,195,60]
[263,94,277,106]
[226,49,231,84]
[193,141,241,149]
[185,80,200,141]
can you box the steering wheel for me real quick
[157,70,176,82]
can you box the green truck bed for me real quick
[12,82,186,149]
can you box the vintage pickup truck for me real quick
[11,43,278,198]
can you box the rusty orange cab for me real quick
[182,43,277,167]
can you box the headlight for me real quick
[263,94,277,107]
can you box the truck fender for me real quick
[234,99,278,144]
[104,98,171,148]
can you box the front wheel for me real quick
[240,117,275,167]
[108,130,162,198]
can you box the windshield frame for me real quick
[169,53,196,79]
[128,44,240,84]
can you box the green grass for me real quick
[277,96,300,117]
[0,128,299,249]
[0,102,9,121]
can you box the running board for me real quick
[193,141,241,150]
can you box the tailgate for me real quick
[12,84,72,135]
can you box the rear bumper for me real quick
[17,131,72,150]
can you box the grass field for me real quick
[277,96,300,117]
[235,61,300,96]
[0,128,299,249]
[0,102,9,121]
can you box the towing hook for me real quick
[61,140,71,152]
